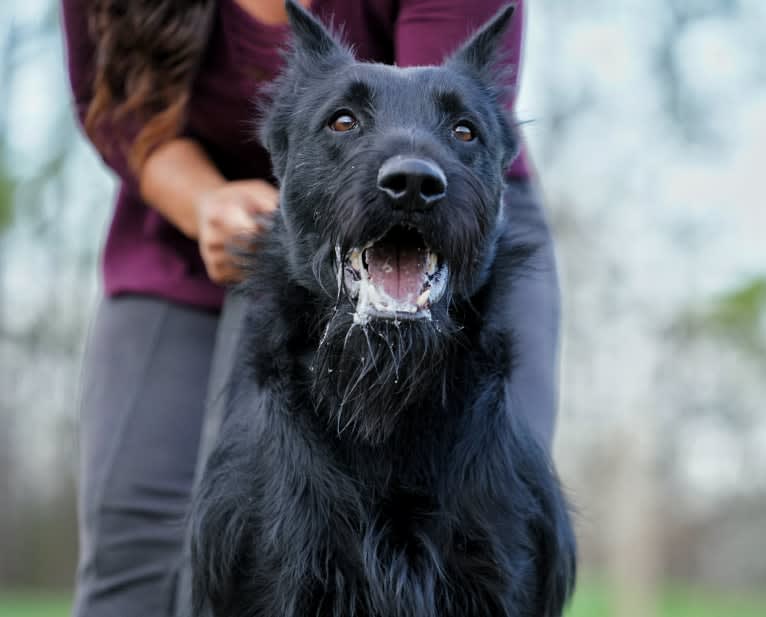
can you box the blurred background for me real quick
[0,0,764,615]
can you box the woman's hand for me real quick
[195,180,279,284]
[139,138,279,285]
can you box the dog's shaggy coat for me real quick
[191,3,576,616]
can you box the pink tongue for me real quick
[366,242,427,303]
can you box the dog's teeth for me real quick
[427,252,438,275]
[350,249,363,272]
[416,288,431,307]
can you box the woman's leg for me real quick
[72,295,218,617]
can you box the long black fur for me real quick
[191,3,576,616]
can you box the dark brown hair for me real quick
[85,0,215,172]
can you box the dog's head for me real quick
[262,1,518,325]
[258,2,518,441]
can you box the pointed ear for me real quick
[261,1,352,179]
[285,0,345,58]
[447,4,515,80]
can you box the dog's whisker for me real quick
[368,322,398,378]
[335,358,375,436]
[316,306,338,354]
[313,249,335,299]
[342,321,358,352]
[359,325,379,373]
[334,244,344,303]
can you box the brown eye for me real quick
[453,123,475,142]
[329,112,358,132]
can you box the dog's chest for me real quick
[272,484,510,617]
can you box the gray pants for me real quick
[72,295,243,617]
[72,179,560,617]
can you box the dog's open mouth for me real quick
[343,226,448,322]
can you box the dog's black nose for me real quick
[377,157,447,209]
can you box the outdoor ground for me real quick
[1,582,765,617]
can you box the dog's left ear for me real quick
[446,4,515,82]
[446,4,518,169]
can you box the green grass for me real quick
[0,592,71,617]
[565,581,766,617]
[2,583,765,617]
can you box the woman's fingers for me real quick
[196,180,279,284]
[239,180,280,214]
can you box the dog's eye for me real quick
[453,123,476,142]
[329,112,358,132]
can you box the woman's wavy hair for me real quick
[85,0,215,172]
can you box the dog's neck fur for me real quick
[311,229,512,450]
[243,218,513,455]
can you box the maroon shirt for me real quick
[62,0,530,311]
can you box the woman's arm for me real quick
[61,0,278,284]
[140,139,227,239]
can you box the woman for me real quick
[62,1,560,616]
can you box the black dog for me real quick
[191,2,576,616]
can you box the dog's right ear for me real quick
[261,2,353,179]
[284,0,351,63]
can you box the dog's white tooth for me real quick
[427,252,438,275]
[429,264,449,302]
[350,249,362,271]
[416,288,431,307]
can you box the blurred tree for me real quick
[535,0,766,611]
[0,4,15,230]
[704,278,766,356]
[0,0,87,588]
[0,5,17,584]
[0,0,764,597]
[0,166,14,231]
